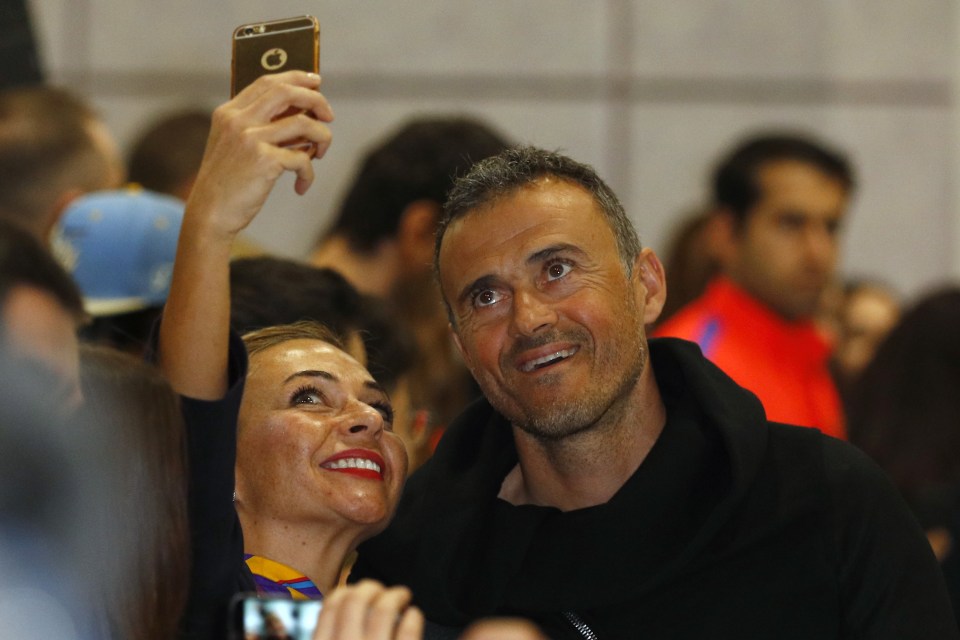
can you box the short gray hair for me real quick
[434,146,642,283]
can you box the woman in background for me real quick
[847,286,960,621]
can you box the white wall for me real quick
[28,0,960,299]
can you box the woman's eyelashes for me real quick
[289,385,394,429]
[371,401,395,429]
[290,384,325,406]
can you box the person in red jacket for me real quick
[654,133,853,439]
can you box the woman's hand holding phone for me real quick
[187,71,333,240]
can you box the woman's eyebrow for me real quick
[364,380,386,395]
[283,369,336,385]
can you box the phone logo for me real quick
[261,48,288,71]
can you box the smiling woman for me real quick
[236,325,407,568]
[156,73,421,640]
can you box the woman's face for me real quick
[236,339,408,538]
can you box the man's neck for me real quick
[308,235,400,298]
[498,365,667,512]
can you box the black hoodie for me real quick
[354,338,957,639]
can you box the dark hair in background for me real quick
[127,109,212,198]
[0,86,108,229]
[0,217,84,326]
[846,287,960,528]
[230,257,415,390]
[77,344,188,640]
[0,0,43,89]
[321,116,511,253]
[712,132,854,226]
[438,146,642,296]
[80,307,162,357]
[231,257,362,339]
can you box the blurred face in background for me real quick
[722,159,849,321]
[1,284,81,406]
[834,284,900,382]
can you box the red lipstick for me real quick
[319,448,386,480]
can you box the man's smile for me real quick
[516,345,580,373]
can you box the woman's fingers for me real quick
[239,71,333,124]
[364,584,414,639]
[313,581,422,640]
[231,69,322,109]
[395,606,425,640]
[258,111,334,155]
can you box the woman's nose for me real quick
[343,400,385,437]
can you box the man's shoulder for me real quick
[759,423,911,518]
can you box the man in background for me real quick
[0,85,124,242]
[311,116,511,428]
[654,133,852,439]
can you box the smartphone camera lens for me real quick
[243,27,254,36]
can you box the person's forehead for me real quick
[249,338,371,384]
[755,159,848,202]
[441,179,609,267]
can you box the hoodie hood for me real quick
[355,338,772,624]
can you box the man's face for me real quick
[438,178,663,439]
[725,160,848,321]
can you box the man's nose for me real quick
[804,223,837,268]
[510,289,557,336]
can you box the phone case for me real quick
[231,16,319,97]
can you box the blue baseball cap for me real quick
[53,189,184,316]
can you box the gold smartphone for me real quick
[231,15,319,97]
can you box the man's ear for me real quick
[632,248,667,325]
[396,200,441,273]
[449,323,473,370]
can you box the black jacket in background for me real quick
[354,338,958,639]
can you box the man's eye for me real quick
[546,261,572,281]
[473,289,503,308]
[777,215,805,231]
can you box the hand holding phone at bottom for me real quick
[312,580,424,640]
